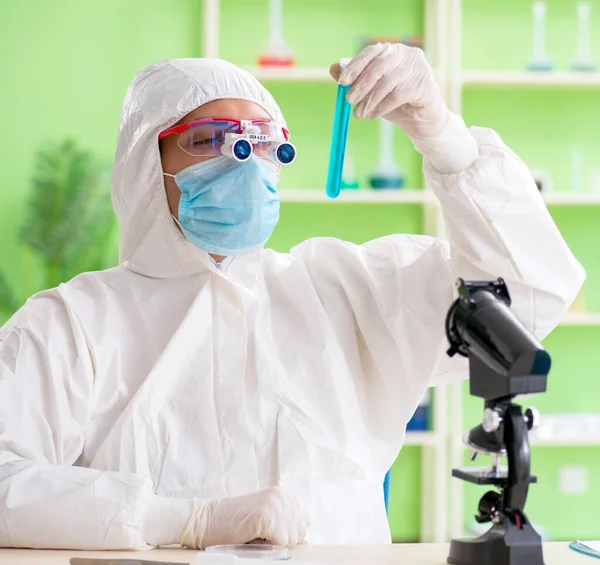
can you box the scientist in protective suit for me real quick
[0,43,585,550]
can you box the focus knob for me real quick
[482,408,502,433]
[476,491,502,524]
[525,407,540,431]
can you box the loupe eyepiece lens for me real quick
[275,142,296,165]
[232,138,253,162]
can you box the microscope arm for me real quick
[503,404,532,517]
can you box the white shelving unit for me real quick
[405,431,444,447]
[246,65,445,85]
[201,0,450,544]
[529,434,600,447]
[461,71,600,87]
[277,189,600,206]
[203,0,600,544]
[543,192,600,205]
[453,433,600,450]
[278,189,434,203]
[243,66,332,81]
[561,312,600,326]
[446,0,600,541]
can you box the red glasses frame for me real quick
[159,117,290,141]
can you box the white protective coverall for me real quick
[0,58,585,549]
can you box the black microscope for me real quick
[444,278,551,565]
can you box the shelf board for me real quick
[461,71,600,87]
[561,312,600,326]
[278,189,433,203]
[278,190,600,205]
[543,192,600,205]
[453,435,600,450]
[247,66,444,84]
[530,434,600,447]
[404,431,441,446]
[244,66,332,81]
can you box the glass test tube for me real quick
[325,60,352,199]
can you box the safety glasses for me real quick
[159,118,296,165]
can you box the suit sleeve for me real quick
[0,291,161,549]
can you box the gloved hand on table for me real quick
[329,42,480,174]
[179,485,309,549]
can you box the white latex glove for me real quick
[180,485,309,549]
[330,43,479,174]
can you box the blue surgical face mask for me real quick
[165,156,280,256]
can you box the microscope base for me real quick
[447,521,545,565]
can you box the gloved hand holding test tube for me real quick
[326,44,480,199]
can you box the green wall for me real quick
[463,0,600,71]
[1,0,598,545]
[0,0,200,304]
[0,0,427,542]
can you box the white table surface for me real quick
[0,543,590,564]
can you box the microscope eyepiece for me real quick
[445,278,551,400]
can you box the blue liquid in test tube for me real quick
[325,60,352,199]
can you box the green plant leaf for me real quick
[59,168,118,280]
[19,139,117,289]
[0,271,20,317]
[21,139,95,259]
